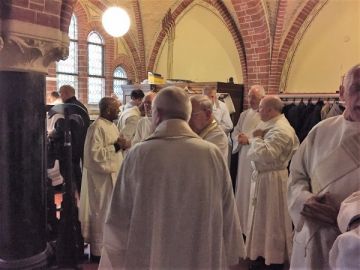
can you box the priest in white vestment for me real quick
[189,94,229,161]
[131,91,156,146]
[231,85,265,235]
[79,97,125,260]
[203,87,233,134]
[246,96,299,267]
[99,86,245,270]
[117,89,144,149]
[288,64,360,270]
[329,191,360,270]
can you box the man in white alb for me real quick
[79,97,126,261]
[288,64,360,269]
[231,85,265,236]
[131,91,156,146]
[189,94,228,161]
[246,96,299,268]
[203,86,233,134]
[99,86,245,269]
[117,89,144,144]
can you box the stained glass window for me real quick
[56,15,78,96]
[113,66,128,100]
[88,31,105,104]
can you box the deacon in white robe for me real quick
[117,105,141,141]
[131,116,152,145]
[246,96,299,266]
[288,64,360,270]
[189,94,229,161]
[99,86,245,270]
[231,85,265,235]
[131,91,157,146]
[329,191,360,270]
[203,87,233,134]
[79,97,125,258]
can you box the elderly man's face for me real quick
[258,100,270,122]
[205,90,217,105]
[189,101,209,134]
[344,84,360,122]
[248,88,263,110]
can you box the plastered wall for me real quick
[286,0,360,93]
[155,4,243,83]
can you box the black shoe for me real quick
[90,254,101,263]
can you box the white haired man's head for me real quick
[248,85,266,110]
[341,64,360,122]
[189,95,214,134]
[258,95,283,122]
[151,86,192,128]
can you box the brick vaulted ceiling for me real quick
[37,0,326,92]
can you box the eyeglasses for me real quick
[191,110,205,116]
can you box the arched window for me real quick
[113,66,128,100]
[87,31,105,104]
[57,15,78,95]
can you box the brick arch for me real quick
[231,0,271,91]
[278,0,325,92]
[132,0,147,81]
[268,0,288,94]
[60,0,77,32]
[112,54,136,85]
[147,0,246,84]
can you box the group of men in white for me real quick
[77,64,359,269]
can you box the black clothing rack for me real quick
[279,93,340,103]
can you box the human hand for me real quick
[238,133,249,145]
[253,129,266,138]
[301,192,339,226]
[117,135,130,150]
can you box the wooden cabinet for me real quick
[121,82,244,124]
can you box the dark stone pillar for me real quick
[0,71,51,269]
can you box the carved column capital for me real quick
[0,20,69,74]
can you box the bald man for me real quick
[59,84,88,113]
[245,95,299,269]
[99,86,245,269]
[79,97,125,261]
[231,85,265,236]
[189,94,228,161]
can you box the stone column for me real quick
[0,5,70,268]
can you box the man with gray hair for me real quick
[203,86,233,134]
[99,86,245,269]
[189,94,228,161]
[245,95,299,269]
[231,85,265,236]
[288,64,360,269]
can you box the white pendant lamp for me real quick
[102,7,130,37]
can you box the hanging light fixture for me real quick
[102,7,130,37]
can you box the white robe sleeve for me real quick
[287,137,314,231]
[248,127,291,163]
[121,115,140,141]
[99,156,134,269]
[218,101,233,134]
[85,126,118,174]
[221,156,246,263]
[329,227,360,270]
[231,110,247,154]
